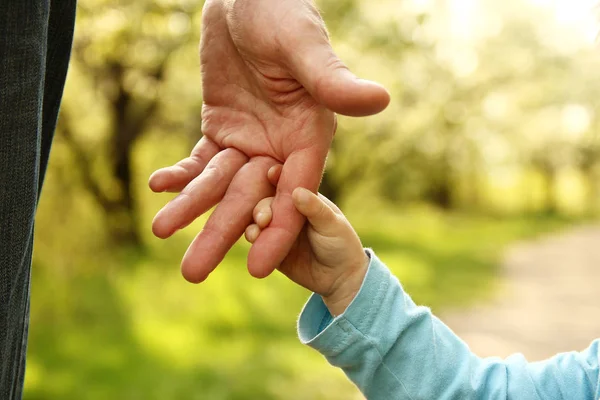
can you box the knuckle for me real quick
[316,201,331,220]
[203,163,224,183]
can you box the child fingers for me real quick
[253,197,274,228]
[318,193,344,216]
[267,164,283,187]
[245,224,261,244]
[292,188,339,236]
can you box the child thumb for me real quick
[292,188,339,236]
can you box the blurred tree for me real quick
[58,0,203,245]
[53,0,600,246]
[576,143,600,214]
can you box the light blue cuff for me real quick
[297,249,394,358]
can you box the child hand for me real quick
[245,167,369,316]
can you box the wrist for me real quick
[322,251,370,316]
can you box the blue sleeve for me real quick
[297,250,600,399]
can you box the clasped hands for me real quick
[149,0,389,284]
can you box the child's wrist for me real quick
[322,252,370,317]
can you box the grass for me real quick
[24,200,574,400]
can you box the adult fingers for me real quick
[151,148,247,239]
[181,156,277,283]
[149,136,220,193]
[247,147,327,278]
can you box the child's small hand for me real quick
[245,168,369,316]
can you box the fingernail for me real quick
[294,188,311,205]
[257,212,267,225]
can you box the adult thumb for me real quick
[286,38,391,117]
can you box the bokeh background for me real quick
[26,0,600,398]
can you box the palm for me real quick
[200,14,334,181]
[201,0,335,159]
[149,0,389,283]
[277,229,338,297]
[201,87,332,167]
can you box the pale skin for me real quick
[245,164,369,316]
[149,0,389,283]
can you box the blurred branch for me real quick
[57,112,116,213]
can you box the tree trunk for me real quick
[583,167,599,216]
[108,70,142,247]
[429,182,453,209]
[428,157,453,210]
[540,166,558,215]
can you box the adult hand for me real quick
[149,0,390,283]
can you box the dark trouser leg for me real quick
[0,1,75,398]
[39,0,76,193]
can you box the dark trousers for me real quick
[0,1,76,398]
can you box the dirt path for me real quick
[442,225,600,361]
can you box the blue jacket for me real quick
[298,250,599,399]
